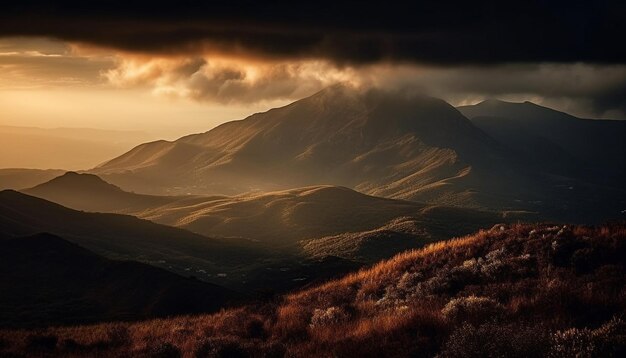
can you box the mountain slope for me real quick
[93,86,527,209]
[458,99,626,189]
[24,173,530,249]
[0,190,269,283]
[2,223,624,356]
[91,87,625,222]
[0,233,241,328]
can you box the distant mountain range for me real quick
[0,233,241,328]
[458,99,626,189]
[85,86,624,222]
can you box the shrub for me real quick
[549,317,626,358]
[439,322,550,358]
[441,296,503,325]
[310,306,350,327]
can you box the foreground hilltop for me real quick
[2,222,624,357]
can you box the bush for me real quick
[549,317,626,358]
[441,296,503,325]
[439,322,550,358]
[310,306,350,327]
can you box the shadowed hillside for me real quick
[0,190,386,294]
[1,222,623,357]
[0,233,242,329]
[458,99,626,189]
[0,190,272,287]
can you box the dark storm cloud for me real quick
[1,0,625,65]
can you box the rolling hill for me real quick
[23,172,530,251]
[0,189,398,294]
[0,233,242,328]
[0,190,271,287]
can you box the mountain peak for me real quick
[28,172,121,192]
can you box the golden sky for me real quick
[1,36,625,142]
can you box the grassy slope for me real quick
[1,222,624,357]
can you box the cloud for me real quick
[104,55,359,104]
[2,37,624,119]
[1,1,625,65]
[102,52,626,118]
[0,37,114,88]
[361,63,626,118]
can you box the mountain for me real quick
[24,171,178,212]
[0,190,270,286]
[0,168,65,190]
[458,99,626,189]
[3,223,623,356]
[0,233,242,328]
[91,86,625,222]
[24,173,530,249]
[93,86,526,208]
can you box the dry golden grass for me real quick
[1,222,625,357]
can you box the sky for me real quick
[1,1,625,142]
